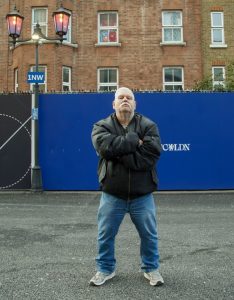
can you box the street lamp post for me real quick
[6,5,71,191]
[32,32,41,190]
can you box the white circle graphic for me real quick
[0,113,31,189]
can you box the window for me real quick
[212,67,225,89]
[98,68,118,91]
[64,13,71,43]
[14,68,18,92]
[163,67,184,91]
[98,12,118,44]
[211,12,225,45]
[32,8,48,36]
[30,66,47,92]
[162,11,183,43]
[62,67,71,91]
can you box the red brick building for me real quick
[201,0,234,89]
[1,0,203,92]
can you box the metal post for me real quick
[31,41,43,190]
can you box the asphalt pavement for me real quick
[0,191,233,300]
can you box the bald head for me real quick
[114,87,135,101]
[113,87,136,125]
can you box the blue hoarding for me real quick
[39,92,234,190]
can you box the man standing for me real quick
[90,87,163,286]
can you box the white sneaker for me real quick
[144,270,164,286]
[89,271,116,286]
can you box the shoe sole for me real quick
[144,273,164,286]
[89,272,116,286]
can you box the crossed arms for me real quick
[92,121,162,171]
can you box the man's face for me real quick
[113,88,136,114]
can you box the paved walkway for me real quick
[0,191,233,300]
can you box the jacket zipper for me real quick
[123,126,131,201]
[128,168,131,201]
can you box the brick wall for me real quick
[77,0,202,90]
[0,0,204,92]
[1,0,78,92]
[201,0,234,78]
[0,1,11,92]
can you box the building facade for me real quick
[1,0,79,93]
[0,0,233,93]
[201,0,234,89]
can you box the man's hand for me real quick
[139,139,143,146]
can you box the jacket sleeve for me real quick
[119,123,162,171]
[91,122,139,160]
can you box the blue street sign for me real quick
[32,108,38,120]
[27,72,45,83]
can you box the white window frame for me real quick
[98,12,119,44]
[14,68,18,92]
[97,68,119,92]
[30,65,47,92]
[32,7,48,37]
[163,67,184,91]
[162,11,183,44]
[210,12,226,47]
[212,66,225,89]
[62,66,72,91]
[64,13,72,43]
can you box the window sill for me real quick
[160,42,186,46]
[95,42,121,47]
[61,41,78,48]
[210,44,227,48]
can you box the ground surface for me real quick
[0,191,233,300]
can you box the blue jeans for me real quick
[96,192,160,274]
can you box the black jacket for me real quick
[92,112,162,200]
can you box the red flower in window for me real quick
[109,31,116,42]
